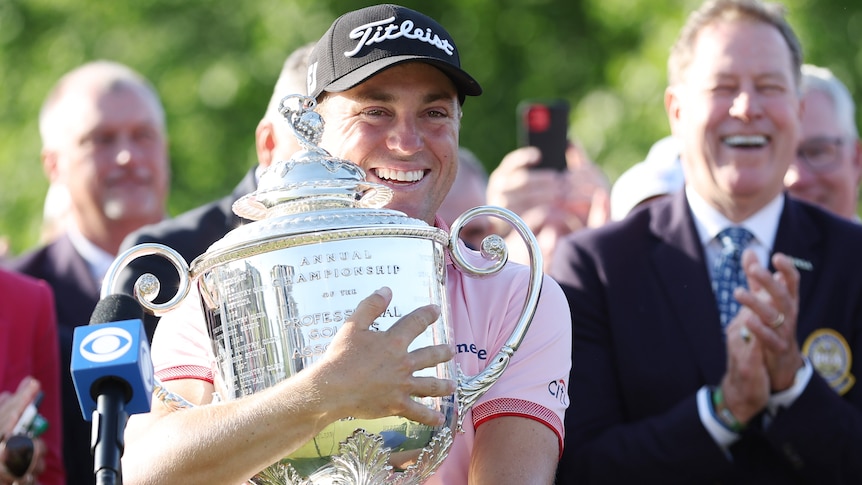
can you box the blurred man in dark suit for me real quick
[7,60,170,484]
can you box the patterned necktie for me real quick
[712,227,754,328]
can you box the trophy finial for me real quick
[278,95,326,153]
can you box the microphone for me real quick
[71,293,155,485]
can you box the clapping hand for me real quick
[718,250,804,426]
[734,250,804,391]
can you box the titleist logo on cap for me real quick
[344,16,455,58]
[307,4,481,99]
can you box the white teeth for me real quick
[374,168,424,182]
[723,135,768,147]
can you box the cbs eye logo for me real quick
[80,327,133,362]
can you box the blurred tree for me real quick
[1,0,859,256]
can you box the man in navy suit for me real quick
[112,43,311,314]
[7,61,171,484]
[552,0,862,483]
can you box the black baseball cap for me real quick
[307,4,482,103]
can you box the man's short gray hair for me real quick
[801,64,858,139]
[668,0,802,89]
[39,60,165,147]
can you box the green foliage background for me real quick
[1,0,860,255]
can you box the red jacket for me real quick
[0,269,65,485]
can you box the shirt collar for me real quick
[66,224,116,284]
[686,186,784,252]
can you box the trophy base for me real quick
[250,427,453,485]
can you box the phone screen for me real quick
[517,99,570,171]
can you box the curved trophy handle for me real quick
[449,206,510,277]
[100,244,196,414]
[100,243,192,317]
[448,205,543,431]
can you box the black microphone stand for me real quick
[91,382,129,485]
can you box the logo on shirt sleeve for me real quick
[803,328,854,395]
[548,378,569,406]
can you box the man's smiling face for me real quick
[666,19,802,219]
[317,62,461,225]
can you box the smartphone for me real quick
[517,99,570,171]
[12,391,47,437]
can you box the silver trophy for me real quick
[102,95,543,485]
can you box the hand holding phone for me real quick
[1,383,46,480]
[11,392,46,438]
[517,99,570,171]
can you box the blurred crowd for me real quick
[1,0,861,484]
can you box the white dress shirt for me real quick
[67,224,116,286]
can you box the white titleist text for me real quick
[344,16,454,58]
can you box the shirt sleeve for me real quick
[470,272,572,454]
[767,358,813,414]
[151,286,215,383]
[696,386,740,451]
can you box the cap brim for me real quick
[323,55,482,98]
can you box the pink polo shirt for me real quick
[151,220,571,484]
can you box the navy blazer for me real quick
[114,167,256,317]
[8,234,106,485]
[551,190,862,484]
